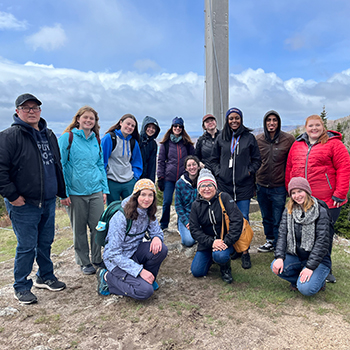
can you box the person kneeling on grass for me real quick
[189,169,244,284]
[96,179,168,300]
[271,177,332,296]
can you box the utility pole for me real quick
[204,0,229,130]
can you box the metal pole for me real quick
[204,0,229,130]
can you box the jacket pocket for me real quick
[325,173,332,189]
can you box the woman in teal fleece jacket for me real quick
[101,114,143,205]
[59,106,109,275]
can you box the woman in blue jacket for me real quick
[175,155,200,247]
[101,114,143,205]
[59,106,109,275]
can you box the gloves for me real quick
[158,178,165,192]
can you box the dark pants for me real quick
[256,184,287,247]
[5,198,57,292]
[106,242,168,300]
[107,178,136,205]
[160,180,176,229]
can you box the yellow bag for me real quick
[218,193,254,253]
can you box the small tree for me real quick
[320,105,328,129]
[291,127,302,139]
[336,122,346,144]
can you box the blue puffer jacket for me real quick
[58,128,109,196]
[103,196,164,277]
[175,172,197,227]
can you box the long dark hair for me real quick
[160,125,194,146]
[105,114,140,143]
[123,191,157,221]
[222,118,253,142]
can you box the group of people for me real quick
[0,93,349,305]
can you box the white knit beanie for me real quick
[197,169,217,189]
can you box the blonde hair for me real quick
[286,192,315,214]
[305,115,329,144]
[63,106,100,137]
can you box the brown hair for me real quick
[123,190,157,221]
[160,125,194,146]
[105,114,140,143]
[63,106,100,137]
[305,115,329,144]
[286,192,315,214]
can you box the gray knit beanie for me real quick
[288,177,312,196]
[197,169,217,189]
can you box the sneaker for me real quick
[96,268,110,296]
[152,281,159,291]
[241,252,252,269]
[257,241,274,253]
[326,272,336,283]
[93,261,106,269]
[14,290,37,304]
[219,262,233,284]
[81,264,96,275]
[33,276,66,292]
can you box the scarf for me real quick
[286,196,319,253]
[170,134,182,143]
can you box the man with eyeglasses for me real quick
[0,93,67,304]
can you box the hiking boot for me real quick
[33,276,66,291]
[289,284,298,292]
[326,272,336,283]
[219,261,233,284]
[81,264,96,275]
[257,241,274,253]
[14,290,37,304]
[241,252,252,269]
[96,268,110,296]
[93,261,106,269]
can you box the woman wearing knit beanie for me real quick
[189,169,244,284]
[271,177,332,295]
[210,107,261,269]
[97,179,168,300]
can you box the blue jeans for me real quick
[178,221,196,247]
[5,198,57,292]
[160,181,176,229]
[257,185,286,247]
[191,246,234,277]
[271,254,330,296]
[236,199,251,221]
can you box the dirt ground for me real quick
[0,207,349,350]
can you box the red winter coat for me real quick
[285,131,350,209]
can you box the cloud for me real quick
[1,58,350,135]
[134,59,162,73]
[25,24,67,51]
[0,11,27,30]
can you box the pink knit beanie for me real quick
[288,177,312,196]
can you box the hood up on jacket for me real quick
[140,116,160,141]
[263,110,281,143]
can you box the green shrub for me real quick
[334,198,350,239]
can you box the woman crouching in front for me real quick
[97,179,168,300]
[190,169,244,283]
[271,177,331,295]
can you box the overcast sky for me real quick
[1,0,350,135]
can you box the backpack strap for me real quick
[67,131,74,161]
[108,131,117,151]
[218,192,229,240]
[164,139,170,162]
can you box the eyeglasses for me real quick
[18,106,41,113]
[199,183,215,189]
[173,124,183,129]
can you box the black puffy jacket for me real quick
[189,192,243,251]
[274,200,332,270]
[0,115,66,207]
[210,127,261,201]
[194,130,220,169]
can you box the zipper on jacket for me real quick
[176,143,181,181]
[207,201,219,239]
[325,173,332,189]
[304,144,313,179]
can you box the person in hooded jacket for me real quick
[195,114,221,170]
[157,117,195,231]
[59,106,109,276]
[256,110,295,253]
[285,114,350,283]
[210,107,261,269]
[139,116,160,183]
[101,114,143,205]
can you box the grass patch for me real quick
[0,227,16,262]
